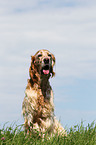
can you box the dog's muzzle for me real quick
[41,58,50,75]
[42,65,50,75]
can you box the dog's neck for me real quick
[40,76,50,98]
[40,76,49,89]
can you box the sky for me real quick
[0,0,96,129]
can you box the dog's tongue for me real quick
[43,69,49,75]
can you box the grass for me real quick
[0,121,96,145]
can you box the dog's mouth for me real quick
[41,65,50,75]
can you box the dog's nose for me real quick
[44,58,49,64]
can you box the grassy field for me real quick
[0,121,96,145]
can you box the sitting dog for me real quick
[22,49,66,137]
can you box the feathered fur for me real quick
[22,49,66,137]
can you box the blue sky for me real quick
[0,0,96,128]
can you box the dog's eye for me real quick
[38,54,42,57]
[48,54,51,57]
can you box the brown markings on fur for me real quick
[33,94,45,125]
[29,55,40,87]
[34,91,50,124]
[51,53,55,77]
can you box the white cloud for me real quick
[0,4,96,104]
[0,0,39,14]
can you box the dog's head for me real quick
[29,49,55,85]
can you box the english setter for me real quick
[22,49,66,137]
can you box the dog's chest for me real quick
[35,88,53,118]
[26,86,53,118]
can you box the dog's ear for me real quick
[51,54,55,77]
[31,55,35,64]
[52,54,55,67]
[29,56,39,85]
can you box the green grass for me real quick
[0,121,96,145]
